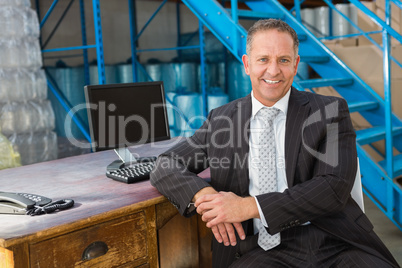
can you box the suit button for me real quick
[235,253,241,260]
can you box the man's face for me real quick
[242,29,300,107]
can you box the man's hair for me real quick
[246,19,299,56]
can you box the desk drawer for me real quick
[30,212,149,267]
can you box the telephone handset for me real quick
[0,192,52,215]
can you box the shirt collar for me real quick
[251,88,291,119]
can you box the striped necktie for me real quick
[257,107,281,251]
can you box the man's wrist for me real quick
[192,186,217,202]
[242,196,259,219]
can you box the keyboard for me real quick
[106,161,156,184]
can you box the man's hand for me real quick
[195,191,259,227]
[211,222,245,246]
[193,187,247,246]
[193,188,259,246]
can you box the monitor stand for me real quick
[107,147,134,171]
[107,147,157,171]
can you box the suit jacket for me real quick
[150,87,398,267]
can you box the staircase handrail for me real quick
[183,0,247,61]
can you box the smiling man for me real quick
[150,19,399,267]
[242,21,300,107]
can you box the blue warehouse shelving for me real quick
[35,0,106,142]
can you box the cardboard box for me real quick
[329,44,402,79]
[376,7,401,31]
[322,38,359,48]
[365,78,402,120]
[375,0,402,26]
[358,1,402,45]
[376,7,402,45]
[358,1,383,45]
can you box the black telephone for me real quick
[0,192,52,215]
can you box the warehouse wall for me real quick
[33,0,200,67]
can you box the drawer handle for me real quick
[82,241,109,261]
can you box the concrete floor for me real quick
[364,194,402,265]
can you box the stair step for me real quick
[378,154,402,177]
[298,78,354,88]
[356,126,402,145]
[234,9,284,19]
[348,100,379,113]
[300,55,330,63]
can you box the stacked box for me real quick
[0,1,57,165]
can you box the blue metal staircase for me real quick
[181,0,402,231]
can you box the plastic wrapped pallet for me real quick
[0,68,47,102]
[0,130,20,170]
[301,8,317,35]
[173,93,205,137]
[349,4,359,34]
[0,38,42,68]
[207,89,228,112]
[0,2,57,165]
[46,66,87,140]
[332,4,351,38]
[146,63,199,93]
[116,63,148,83]
[0,100,55,135]
[89,65,118,85]
[0,6,39,38]
[315,6,330,38]
[199,62,226,93]
[0,0,30,7]
[8,131,57,166]
[227,60,252,101]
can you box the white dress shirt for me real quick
[248,89,290,233]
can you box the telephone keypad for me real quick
[17,193,52,206]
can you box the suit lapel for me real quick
[234,95,252,196]
[285,87,310,187]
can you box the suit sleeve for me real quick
[257,97,358,235]
[150,111,214,217]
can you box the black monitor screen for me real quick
[84,81,170,152]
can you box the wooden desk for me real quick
[0,139,212,267]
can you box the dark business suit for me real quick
[150,87,399,267]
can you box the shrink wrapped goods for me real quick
[0,6,39,38]
[172,93,204,137]
[0,0,30,7]
[0,3,57,165]
[0,130,20,170]
[8,131,57,166]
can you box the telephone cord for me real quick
[26,199,74,216]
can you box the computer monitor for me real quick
[84,81,170,169]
